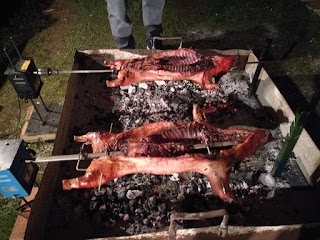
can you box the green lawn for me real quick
[0,197,20,239]
[1,0,320,238]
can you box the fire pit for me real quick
[24,49,320,240]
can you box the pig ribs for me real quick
[105,48,237,90]
[74,104,255,156]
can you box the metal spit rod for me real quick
[33,68,114,76]
[25,141,238,164]
[25,151,121,163]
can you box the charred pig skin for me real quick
[104,48,237,90]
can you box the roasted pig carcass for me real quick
[63,129,270,203]
[66,104,271,202]
[104,48,237,90]
[74,104,257,157]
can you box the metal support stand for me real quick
[15,197,34,219]
[27,93,50,125]
[249,39,272,97]
[38,94,50,112]
[168,209,229,240]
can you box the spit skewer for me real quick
[26,133,283,164]
[33,68,114,76]
[25,141,238,164]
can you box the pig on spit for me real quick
[63,104,270,203]
[104,48,237,90]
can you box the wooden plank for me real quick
[245,52,320,185]
[9,187,38,240]
[20,102,63,143]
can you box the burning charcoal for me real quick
[147,195,158,209]
[119,90,127,96]
[138,82,149,89]
[129,199,137,212]
[126,189,143,200]
[275,181,290,188]
[142,218,149,225]
[157,203,167,214]
[103,187,112,196]
[259,173,276,188]
[123,213,130,221]
[134,207,144,215]
[93,188,103,196]
[266,189,276,199]
[99,204,107,212]
[128,86,136,95]
[169,173,180,181]
[230,180,249,191]
[116,187,126,200]
[142,203,149,212]
[155,215,163,223]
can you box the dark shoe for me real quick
[147,37,163,50]
[114,35,136,49]
[121,35,136,49]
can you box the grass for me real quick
[1,0,320,238]
[0,197,20,239]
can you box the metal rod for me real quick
[55,69,114,74]
[26,142,237,164]
[33,69,114,75]
[26,152,123,163]
[98,172,103,192]
[109,122,113,133]
[168,209,229,240]
[38,94,50,112]
[150,36,183,50]
[21,197,32,209]
[31,153,104,163]
[10,37,23,60]
[249,38,272,97]
[3,48,16,70]
[245,58,298,65]
[29,99,45,124]
[193,142,237,149]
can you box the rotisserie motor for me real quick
[63,104,270,203]
[105,48,237,90]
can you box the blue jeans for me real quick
[106,0,165,48]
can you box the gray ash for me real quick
[112,69,252,131]
[86,173,221,235]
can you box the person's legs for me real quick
[142,0,165,49]
[142,0,165,37]
[106,0,135,49]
